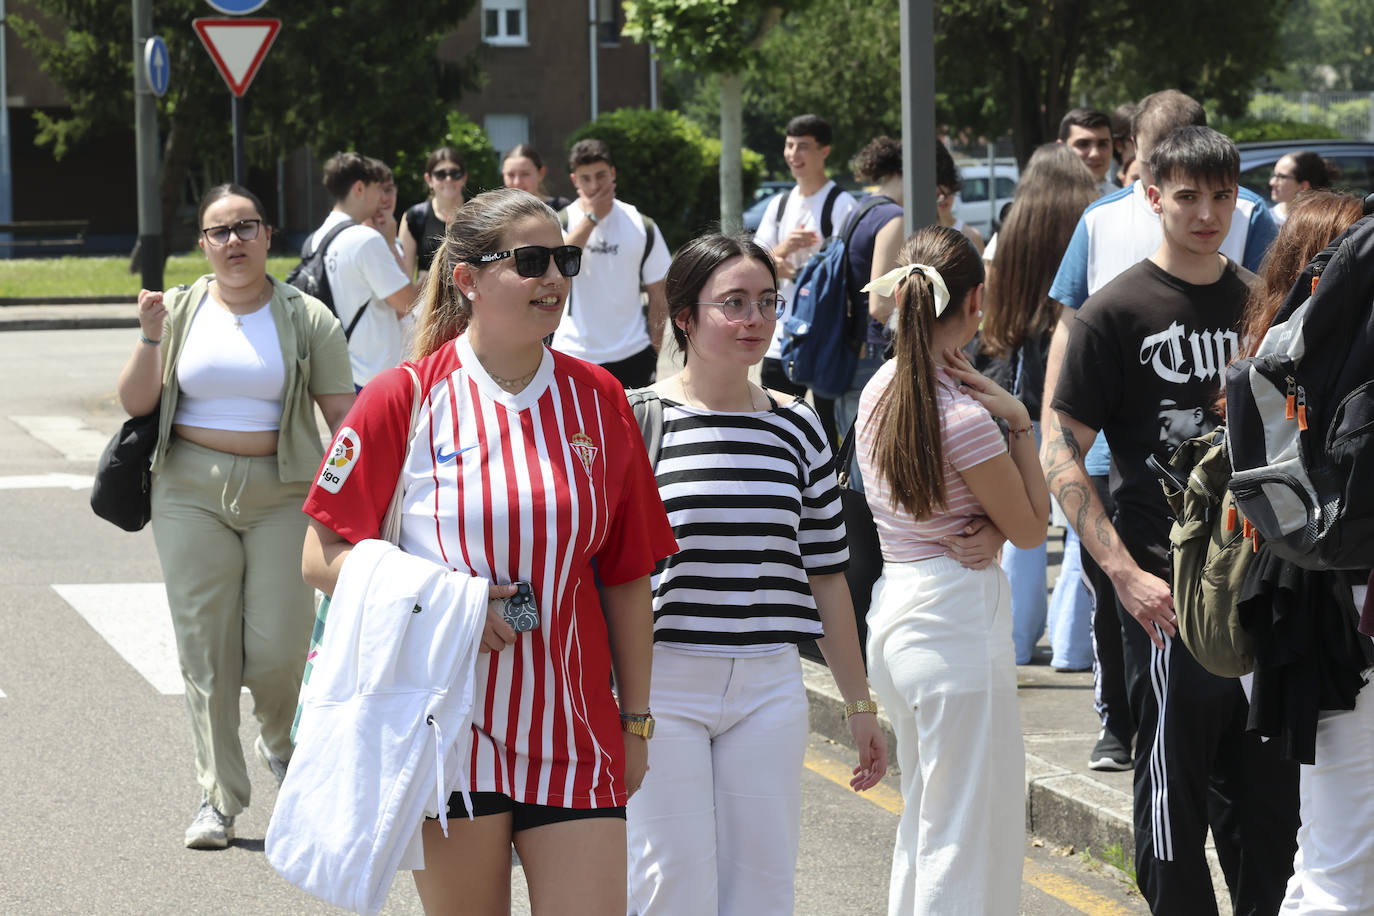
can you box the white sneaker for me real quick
[255,735,288,785]
[184,795,234,849]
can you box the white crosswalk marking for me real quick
[52,583,184,694]
[10,415,111,461]
[0,472,93,490]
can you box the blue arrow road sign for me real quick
[205,0,269,12]
[143,37,170,97]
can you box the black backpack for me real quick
[284,219,366,339]
[1224,196,1374,570]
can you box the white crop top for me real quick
[174,294,285,432]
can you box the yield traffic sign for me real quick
[192,17,280,97]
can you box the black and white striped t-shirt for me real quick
[650,397,849,655]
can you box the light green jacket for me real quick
[150,274,355,483]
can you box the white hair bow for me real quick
[861,263,952,317]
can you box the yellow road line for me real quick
[803,748,1138,916]
[803,747,904,814]
[1022,863,1138,916]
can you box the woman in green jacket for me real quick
[115,184,355,850]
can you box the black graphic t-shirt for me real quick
[1053,257,1253,578]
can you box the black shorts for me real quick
[429,791,626,833]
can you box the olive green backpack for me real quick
[1159,426,1257,677]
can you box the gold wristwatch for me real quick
[620,711,655,740]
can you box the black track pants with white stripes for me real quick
[1118,598,1299,915]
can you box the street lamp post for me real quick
[900,0,937,235]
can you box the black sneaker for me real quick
[1088,728,1132,771]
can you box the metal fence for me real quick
[1248,91,1374,141]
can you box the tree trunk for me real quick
[719,71,744,235]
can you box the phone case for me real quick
[502,581,540,632]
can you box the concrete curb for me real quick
[0,305,138,332]
[0,296,137,305]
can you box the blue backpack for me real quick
[780,195,892,398]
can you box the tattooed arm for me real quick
[1042,410,1177,649]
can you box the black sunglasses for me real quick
[476,245,582,278]
[432,168,465,181]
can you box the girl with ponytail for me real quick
[855,225,1050,914]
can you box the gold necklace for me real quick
[481,360,539,392]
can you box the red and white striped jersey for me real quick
[304,334,677,808]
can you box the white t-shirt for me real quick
[552,199,671,366]
[306,211,410,387]
[752,180,858,358]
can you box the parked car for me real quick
[1237,139,1374,202]
[742,180,797,233]
[951,162,1020,238]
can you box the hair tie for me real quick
[861,263,952,316]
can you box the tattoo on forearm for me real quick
[1042,416,1118,558]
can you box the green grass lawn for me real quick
[0,254,299,299]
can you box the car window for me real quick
[1326,156,1373,194]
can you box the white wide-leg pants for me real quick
[866,556,1025,916]
[626,644,809,916]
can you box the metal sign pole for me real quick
[132,0,163,290]
[232,95,246,186]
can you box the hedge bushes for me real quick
[569,108,765,250]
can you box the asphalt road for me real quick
[0,327,1146,915]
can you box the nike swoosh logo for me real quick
[436,443,480,464]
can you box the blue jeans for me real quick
[834,352,886,493]
[1046,525,1094,670]
[1006,423,1047,664]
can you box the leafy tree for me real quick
[12,0,481,258]
[624,0,794,232]
[665,0,1287,170]
[1270,0,1374,92]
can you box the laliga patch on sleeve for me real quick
[317,427,361,494]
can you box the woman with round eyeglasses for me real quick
[115,183,356,850]
[625,234,887,915]
[301,187,677,914]
[400,146,469,285]
[1268,151,1334,225]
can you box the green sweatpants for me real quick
[151,437,314,816]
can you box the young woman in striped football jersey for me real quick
[856,225,1050,914]
[624,234,887,915]
[302,188,677,915]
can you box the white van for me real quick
[952,162,1020,238]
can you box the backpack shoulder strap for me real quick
[820,184,843,239]
[309,218,357,259]
[639,215,658,277]
[840,194,894,248]
[774,190,790,232]
[625,387,664,470]
[380,365,423,544]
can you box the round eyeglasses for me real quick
[696,295,784,322]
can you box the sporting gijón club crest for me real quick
[569,432,597,480]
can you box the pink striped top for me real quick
[855,361,1007,562]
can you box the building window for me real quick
[485,114,531,160]
[482,0,527,45]
[597,0,621,45]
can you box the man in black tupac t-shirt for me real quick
[1045,126,1298,916]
